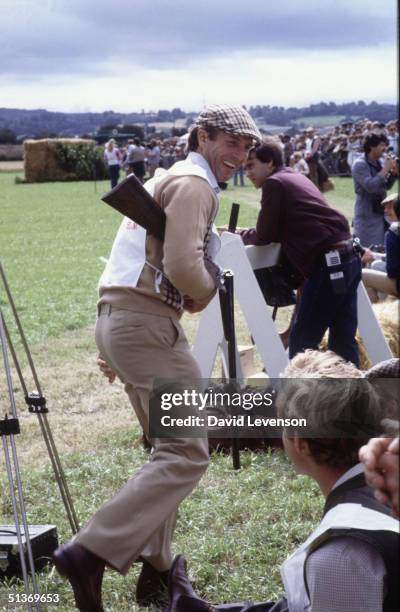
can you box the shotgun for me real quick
[102,173,223,288]
[102,173,166,241]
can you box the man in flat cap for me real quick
[53,104,261,612]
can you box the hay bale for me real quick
[320,299,399,370]
[23,138,95,182]
[360,299,399,368]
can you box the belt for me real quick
[324,239,355,257]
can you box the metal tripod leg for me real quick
[1,313,40,612]
[0,263,79,534]
[2,318,79,534]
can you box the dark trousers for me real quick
[289,254,361,366]
[108,164,120,188]
[132,161,146,183]
[234,166,245,186]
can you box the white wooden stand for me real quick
[192,233,393,377]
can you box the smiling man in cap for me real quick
[53,104,260,612]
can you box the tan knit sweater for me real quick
[99,173,219,318]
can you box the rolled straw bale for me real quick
[23,138,94,182]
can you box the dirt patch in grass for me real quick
[0,326,136,468]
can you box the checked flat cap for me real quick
[365,358,400,379]
[195,104,262,143]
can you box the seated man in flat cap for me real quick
[53,105,261,612]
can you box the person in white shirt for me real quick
[147,139,161,178]
[103,138,121,188]
[386,122,398,156]
[290,151,309,176]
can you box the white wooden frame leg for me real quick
[357,282,393,364]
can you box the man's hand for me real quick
[382,157,395,176]
[204,258,224,289]
[389,158,399,175]
[359,437,399,517]
[97,354,117,384]
[361,248,374,265]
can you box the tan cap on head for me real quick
[381,192,398,206]
[195,104,262,143]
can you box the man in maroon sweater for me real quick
[241,138,361,366]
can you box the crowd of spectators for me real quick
[122,136,186,176]
[103,135,187,186]
[105,118,398,187]
[280,118,398,179]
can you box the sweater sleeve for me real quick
[352,160,386,194]
[385,172,397,190]
[161,176,217,301]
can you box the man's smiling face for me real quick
[197,129,253,182]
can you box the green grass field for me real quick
[1,171,355,345]
[0,170,377,611]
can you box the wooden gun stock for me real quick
[102,174,166,242]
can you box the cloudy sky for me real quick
[2,0,398,113]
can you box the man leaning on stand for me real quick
[52,105,261,612]
[240,137,362,366]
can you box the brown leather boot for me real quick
[164,555,215,611]
[53,541,105,612]
[136,559,170,606]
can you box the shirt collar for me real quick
[331,463,364,492]
[365,154,382,169]
[187,152,220,194]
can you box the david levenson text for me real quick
[160,415,307,428]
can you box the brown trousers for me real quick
[76,306,209,574]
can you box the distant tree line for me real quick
[0,101,396,141]
[246,100,396,126]
[0,107,192,140]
